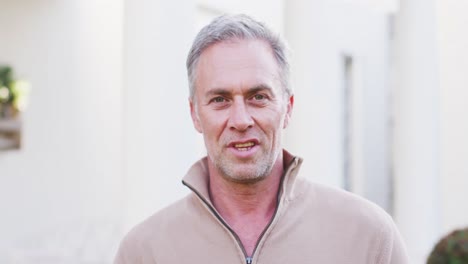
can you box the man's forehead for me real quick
[193,38,283,98]
[197,40,279,75]
[203,84,274,96]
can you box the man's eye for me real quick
[253,94,266,100]
[212,97,226,103]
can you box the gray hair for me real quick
[186,14,291,100]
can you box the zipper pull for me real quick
[246,257,253,264]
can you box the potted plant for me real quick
[427,227,468,264]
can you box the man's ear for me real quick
[190,99,203,133]
[283,95,294,129]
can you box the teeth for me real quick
[234,142,255,151]
[234,142,254,148]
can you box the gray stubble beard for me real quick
[209,148,279,185]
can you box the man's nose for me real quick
[227,100,254,131]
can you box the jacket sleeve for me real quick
[113,231,146,264]
[376,216,410,264]
[388,223,410,264]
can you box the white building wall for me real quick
[284,0,393,211]
[392,0,441,262]
[196,0,285,34]
[436,0,468,234]
[122,0,199,231]
[0,1,124,263]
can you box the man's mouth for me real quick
[233,141,255,151]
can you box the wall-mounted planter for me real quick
[0,65,28,150]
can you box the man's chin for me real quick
[219,163,271,184]
[221,172,267,185]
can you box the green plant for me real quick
[427,227,468,264]
[0,66,14,103]
[0,65,30,117]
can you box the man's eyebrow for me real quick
[247,84,274,95]
[204,88,231,98]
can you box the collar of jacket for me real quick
[181,149,304,206]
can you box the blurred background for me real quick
[0,0,467,263]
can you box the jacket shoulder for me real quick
[295,180,408,263]
[114,194,197,263]
[299,180,393,226]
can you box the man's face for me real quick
[190,39,293,183]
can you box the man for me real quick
[115,14,409,264]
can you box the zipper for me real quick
[248,174,284,260]
[182,182,250,260]
[182,157,295,264]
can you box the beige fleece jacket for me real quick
[114,151,409,264]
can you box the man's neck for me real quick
[207,155,284,256]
